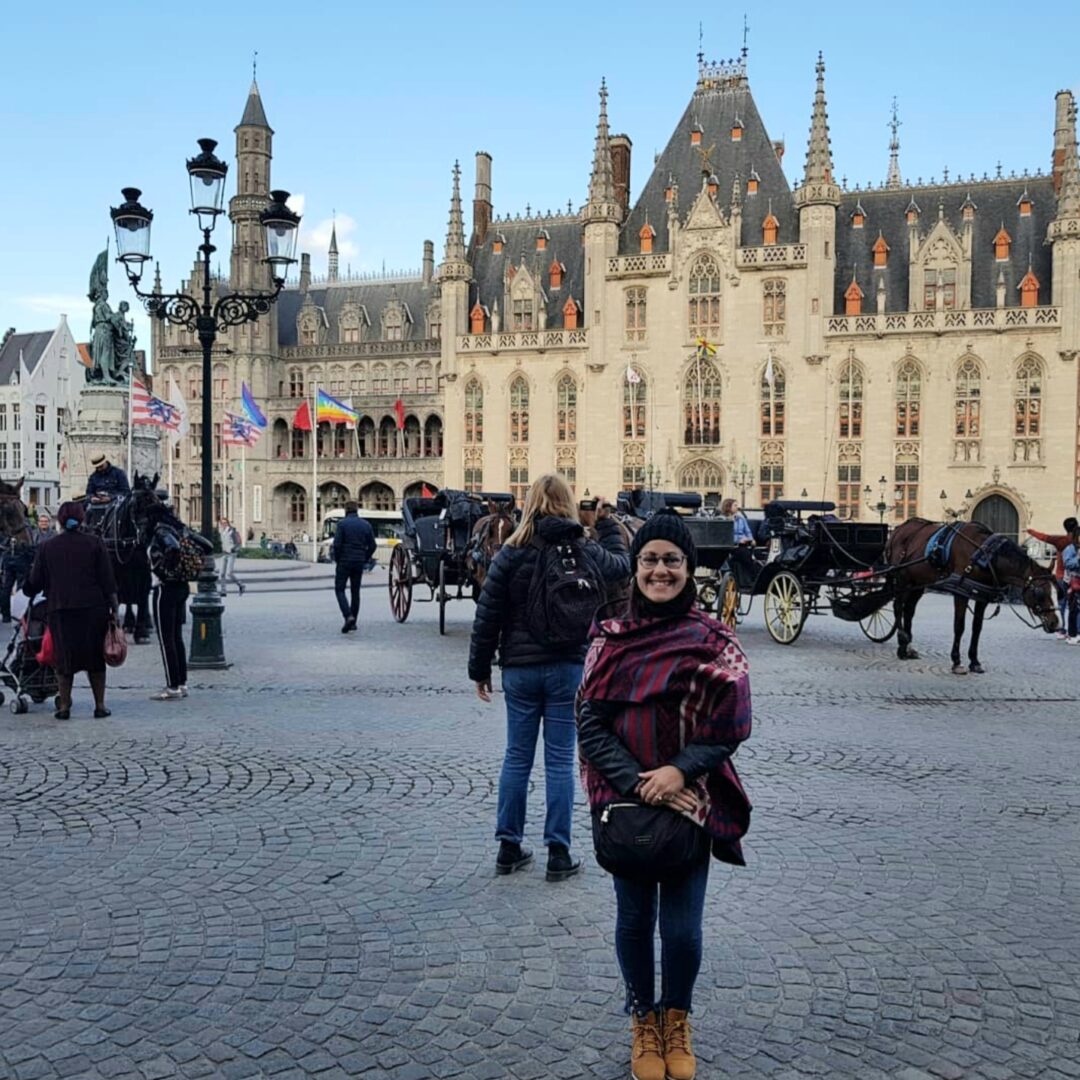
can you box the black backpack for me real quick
[526,535,604,647]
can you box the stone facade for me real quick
[157,61,1080,543]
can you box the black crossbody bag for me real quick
[591,800,709,883]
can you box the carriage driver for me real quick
[86,454,131,504]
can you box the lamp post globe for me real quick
[261,190,300,282]
[186,138,228,231]
[110,188,153,283]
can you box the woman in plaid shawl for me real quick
[577,510,751,1080]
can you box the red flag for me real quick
[421,484,436,499]
[292,400,312,431]
[393,398,405,430]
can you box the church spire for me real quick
[886,97,902,189]
[804,53,834,186]
[328,215,339,283]
[585,79,619,223]
[439,161,471,282]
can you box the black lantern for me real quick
[186,138,229,230]
[261,190,301,279]
[110,188,154,281]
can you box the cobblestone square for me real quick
[1,568,1078,1078]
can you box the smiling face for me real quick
[635,539,689,604]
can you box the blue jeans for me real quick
[335,563,364,620]
[496,661,583,850]
[614,857,710,1014]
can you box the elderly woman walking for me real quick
[23,501,118,719]
[469,473,629,881]
[577,511,752,1080]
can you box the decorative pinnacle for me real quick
[1057,98,1080,220]
[444,160,466,262]
[886,97,902,189]
[803,52,835,188]
[586,78,619,222]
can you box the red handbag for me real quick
[104,619,128,667]
[36,626,56,666]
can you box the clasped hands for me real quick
[637,765,698,813]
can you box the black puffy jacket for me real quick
[332,512,377,566]
[468,514,630,682]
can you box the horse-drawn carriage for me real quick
[388,488,516,634]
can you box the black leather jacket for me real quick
[468,514,629,682]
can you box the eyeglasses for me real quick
[637,553,687,569]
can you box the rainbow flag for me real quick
[315,388,359,427]
[241,382,267,428]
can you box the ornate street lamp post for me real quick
[111,140,299,668]
[735,459,755,506]
[863,475,889,524]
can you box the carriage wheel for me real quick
[389,545,413,623]
[859,604,897,644]
[438,560,448,636]
[718,572,740,631]
[764,570,806,645]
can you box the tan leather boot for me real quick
[630,1010,666,1080]
[662,1008,696,1080]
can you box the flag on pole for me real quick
[167,374,189,437]
[421,484,437,499]
[695,337,717,357]
[764,352,776,387]
[625,364,642,384]
[292,399,313,431]
[223,411,262,448]
[131,380,182,429]
[393,398,406,429]
[315,388,360,427]
[241,382,268,428]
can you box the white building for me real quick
[0,315,83,512]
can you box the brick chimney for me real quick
[610,134,632,222]
[422,240,434,284]
[1053,90,1072,195]
[299,252,311,294]
[473,151,493,245]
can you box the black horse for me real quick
[83,472,164,644]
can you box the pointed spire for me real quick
[1056,99,1080,220]
[586,79,619,223]
[805,53,834,186]
[886,97,902,189]
[328,214,339,283]
[445,160,466,261]
[152,261,162,295]
[239,77,270,129]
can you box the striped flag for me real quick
[132,380,182,430]
[223,411,261,448]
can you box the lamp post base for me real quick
[188,555,230,669]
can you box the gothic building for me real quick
[156,58,1080,541]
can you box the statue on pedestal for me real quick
[86,250,136,385]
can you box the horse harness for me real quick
[0,491,33,550]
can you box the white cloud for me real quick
[17,294,92,319]
[287,193,306,218]
[300,212,360,261]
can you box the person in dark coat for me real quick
[332,501,377,633]
[23,501,118,720]
[85,454,131,502]
[0,518,35,624]
[469,473,630,881]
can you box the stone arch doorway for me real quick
[971,493,1019,543]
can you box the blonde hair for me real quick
[504,473,578,547]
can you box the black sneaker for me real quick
[495,841,533,876]
[546,844,582,882]
[341,619,352,634]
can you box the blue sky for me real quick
[3,1,1079,364]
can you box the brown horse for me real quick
[885,518,1059,673]
[467,501,516,590]
[0,479,32,546]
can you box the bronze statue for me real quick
[86,249,136,385]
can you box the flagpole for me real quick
[167,429,174,501]
[126,369,135,478]
[311,380,318,562]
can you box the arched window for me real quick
[557,374,577,443]
[423,415,443,458]
[625,287,647,342]
[272,418,289,460]
[954,356,982,463]
[464,448,483,493]
[683,358,721,445]
[319,483,349,519]
[372,363,389,395]
[894,442,919,520]
[403,414,421,457]
[393,362,409,395]
[416,361,434,394]
[288,485,307,523]
[359,481,395,511]
[212,363,229,400]
[510,377,529,443]
[679,459,724,501]
[464,379,483,445]
[288,368,304,398]
[760,360,786,436]
[838,359,864,439]
[688,253,722,339]
[509,448,529,504]
[622,441,645,489]
[760,441,784,504]
[358,416,375,458]
[1014,354,1043,462]
[379,416,398,457]
[329,365,346,393]
[291,426,307,459]
[895,358,921,437]
[556,446,576,493]
[836,442,861,520]
[349,364,365,395]
[624,367,646,440]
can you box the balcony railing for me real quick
[268,454,442,474]
[457,329,589,352]
[736,244,807,269]
[606,253,672,276]
[281,339,440,359]
[825,306,1060,335]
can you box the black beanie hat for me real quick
[630,509,697,573]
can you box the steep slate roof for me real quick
[0,330,52,383]
[834,177,1055,314]
[276,279,441,348]
[468,214,585,326]
[621,79,794,254]
[239,81,270,129]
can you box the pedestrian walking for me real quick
[332,501,376,633]
[148,502,212,700]
[576,511,752,1080]
[218,517,246,596]
[1063,524,1080,644]
[22,501,118,719]
[1027,516,1079,638]
[469,473,630,881]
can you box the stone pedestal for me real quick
[62,386,163,498]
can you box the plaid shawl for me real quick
[578,608,752,864]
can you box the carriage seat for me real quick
[412,514,446,555]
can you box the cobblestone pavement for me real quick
[1,582,1079,1079]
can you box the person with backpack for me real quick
[469,473,630,881]
[576,511,752,1080]
[148,500,212,701]
[218,517,246,597]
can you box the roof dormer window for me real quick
[961,193,977,222]
[1019,267,1040,307]
[747,169,760,195]
[1018,189,1032,217]
[762,210,779,246]
[851,201,866,229]
[690,122,703,147]
[872,233,889,268]
[639,221,656,254]
[469,300,486,334]
[536,229,549,252]
[706,174,719,197]
[906,197,920,225]
[562,296,580,330]
[994,226,1011,261]
[731,116,743,142]
[492,232,505,254]
[844,274,864,316]
[549,259,564,289]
